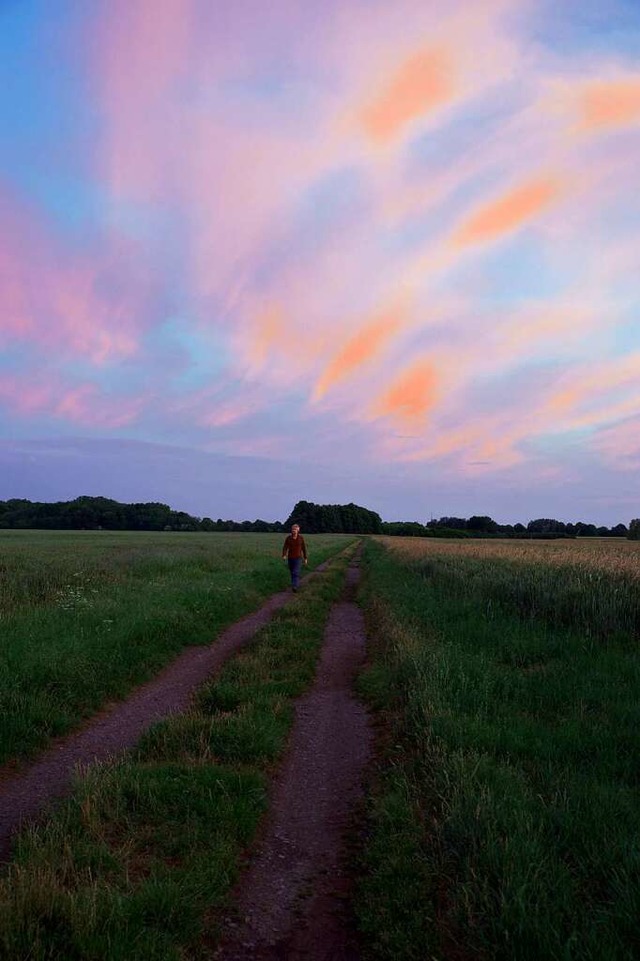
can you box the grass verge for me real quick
[0,531,354,765]
[0,543,357,961]
[354,539,640,961]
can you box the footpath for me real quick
[213,553,372,960]
[0,549,374,961]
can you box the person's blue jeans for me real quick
[288,557,303,589]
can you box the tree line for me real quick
[0,496,637,538]
[0,497,283,533]
[385,515,632,539]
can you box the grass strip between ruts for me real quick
[354,538,640,961]
[0,544,358,961]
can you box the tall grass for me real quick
[0,546,356,960]
[382,535,640,640]
[356,539,640,961]
[0,531,354,765]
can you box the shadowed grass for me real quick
[355,539,640,961]
[0,531,354,765]
[0,544,357,961]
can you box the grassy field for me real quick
[3,531,639,959]
[0,545,357,960]
[356,537,640,961]
[0,531,354,766]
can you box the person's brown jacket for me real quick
[282,535,307,560]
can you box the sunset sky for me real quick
[1,0,639,524]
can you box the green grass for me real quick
[0,531,354,765]
[0,543,357,961]
[355,539,640,961]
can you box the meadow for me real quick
[0,543,357,960]
[2,530,639,959]
[356,536,640,960]
[0,530,354,766]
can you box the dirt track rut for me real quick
[214,557,372,961]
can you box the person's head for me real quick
[291,523,300,537]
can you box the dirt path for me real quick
[213,555,372,961]
[0,561,333,865]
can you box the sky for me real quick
[1,0,640,525]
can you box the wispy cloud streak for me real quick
[0,0,639,519]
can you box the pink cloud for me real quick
[0,185,150,365]
[547,353,640,416]
[0,243,31,337]
[91,0,195,200]
[0,374,144,428]
[3,0,640,497]
[592,417,640,469]
[198,399,260,429]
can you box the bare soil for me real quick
[212,558,373,961]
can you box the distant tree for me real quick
[575,522,597,537]
[284,500,382,534]
[427,516,468,530]
[513,523,526,534]
[285,500,316,531]
[628,519,640,540]
[611,523,628,537]
[527,518,566,534]
[216,519,236,531]
[251,519,272,532]
[381,521,430,537]
[169,510,199,532]
[467,515,498,533]
[432,527,470,538]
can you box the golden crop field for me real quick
[378,535,640,578]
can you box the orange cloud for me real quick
[199,399,258,428]
[247,303,286,370]
[546,352,640,417]
[370,360,438,426]
[361,46,455,143]
[547,386,582,413]
[312,309,404,401]
[580,79,640,131]
[452,177,562,247]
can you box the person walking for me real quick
[282,523,308,592]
